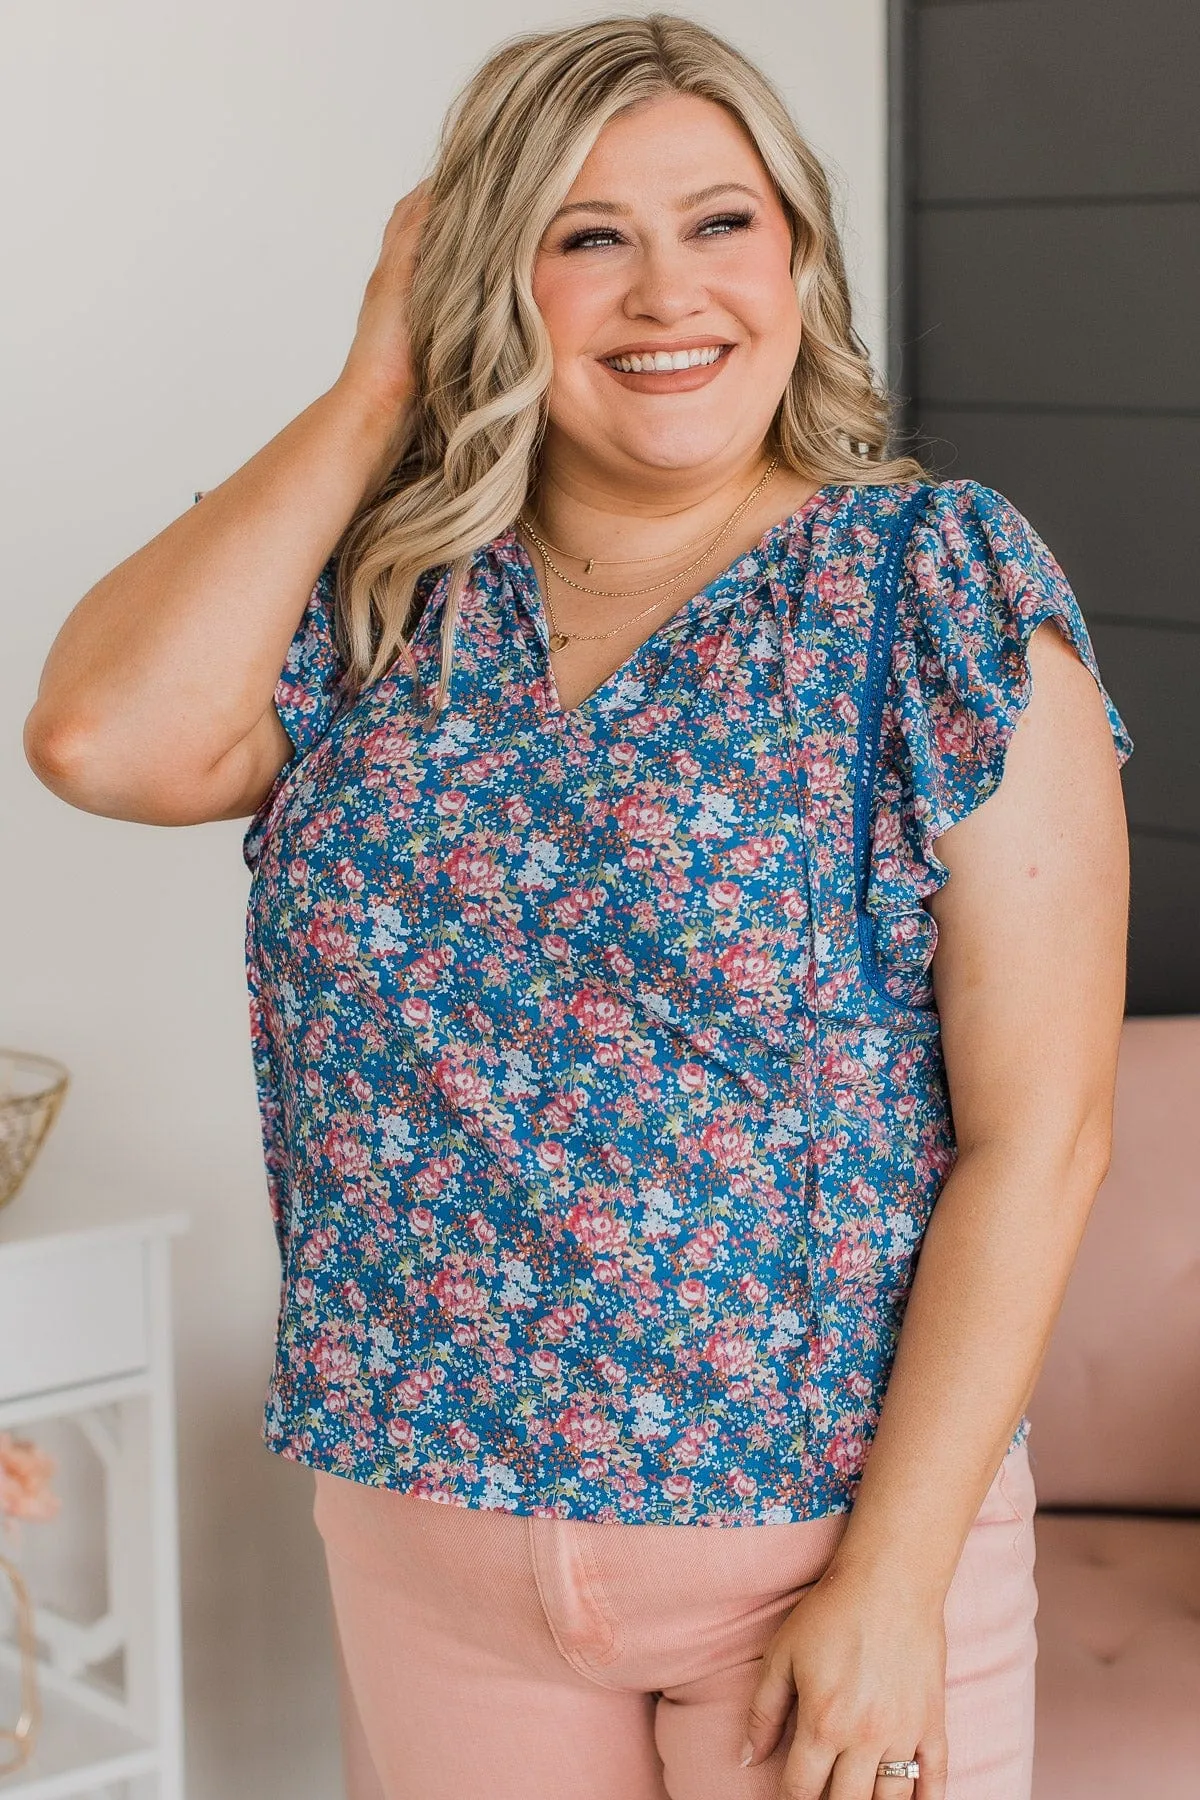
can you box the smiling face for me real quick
[531,91,803,492]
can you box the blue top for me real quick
[240,478,1132,1524]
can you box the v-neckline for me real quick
[496,482,841,720]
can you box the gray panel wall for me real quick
[893,0,1200,1015]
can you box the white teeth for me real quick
[606,346,726,373]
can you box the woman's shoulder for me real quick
[840,474,1094,663]
[842,473,1029,540]
[860,474,1133,1004]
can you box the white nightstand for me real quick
[0,1214,188,1799]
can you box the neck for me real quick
[531,442,780,563]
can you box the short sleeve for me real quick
[271,553,347,761]
[241,552,348,871]
[863,479,1134,1009]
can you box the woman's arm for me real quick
[742,618,1130,1797]
[829,616,1129,1596]
[23,187,427,828]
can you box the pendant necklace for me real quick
[520,457,778,649]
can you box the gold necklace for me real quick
[535,544,691,649]
[519,457,778,603]
[530,459,779,650]
[522,510,732,573]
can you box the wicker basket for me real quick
[0,1051,69,1211]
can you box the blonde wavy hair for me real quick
[335,11,926,714]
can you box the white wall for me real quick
[0,3,887,1794]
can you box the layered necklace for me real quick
[518,457,778,650]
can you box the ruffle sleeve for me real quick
[862,479,1134,1010]
[242,552,348,871]
[271,553,347,760]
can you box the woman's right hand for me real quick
[337,181,431,416]
[25,187,434,826]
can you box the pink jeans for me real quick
[313,1440,1038,1800]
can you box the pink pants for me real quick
[313,1440,1038,1800]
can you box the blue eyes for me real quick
[560,210,754,253]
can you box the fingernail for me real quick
[739,1741,755,1768]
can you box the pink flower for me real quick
[394,1368,438,1409]
[703,1331,757,1378]
[662,1473,694,1501]
[432,1059,492,1114]
[554,1408,619,1454]
[541,1089,584,1131]
[311,1337,359,1385]
[408,945,455,988]
[444,845,502,896]
[306,915,358,960]
[738,1274,769,1307]
[541,1304,587,1344]
[530,1349,561,1378]
[550,886,605,928]
[715,943,779,993]
[699,1121,754,1169]
[831,1237,876,1284]
[431,1270,488,1318]
[706,880,742,911]
[566,1204,629,1257]
[828,1428,867,1477]
[569,987,634,1038]
[414,1158,458,1199]
[614,794,676,845]
[332,858,365,892]
[683,1224,727,1268]
[678,1278,708,1310]
[459,753,509,786]
[322,1127,373,1179]
[0,1433,60,1523]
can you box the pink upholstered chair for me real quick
[1027,1015,1200,1798]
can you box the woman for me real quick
[24,14,1133,1800]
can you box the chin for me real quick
[597,414,766,476]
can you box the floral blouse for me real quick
[241,479,1133,1525]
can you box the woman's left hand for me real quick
[740,1556,949,1799]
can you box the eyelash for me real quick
[560,209,755,252]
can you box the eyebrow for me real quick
[550,181,761,223]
